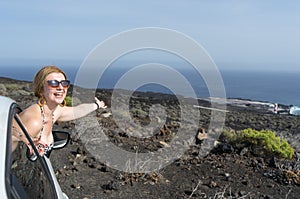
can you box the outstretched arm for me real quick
[57,97,106,122]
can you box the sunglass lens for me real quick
[48,80,59,87]
[61,80,70,87]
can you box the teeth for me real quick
[54,93,63,97]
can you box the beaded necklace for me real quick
[39,105,54,140]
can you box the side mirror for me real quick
[52,131,70,150]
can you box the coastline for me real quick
[2,67,300,107]
[0,76,296,115]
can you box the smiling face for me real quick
[42,72,68,107]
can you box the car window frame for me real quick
[6,102,59,199]
[4,102,14,198]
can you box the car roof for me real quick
[0,96,15,197]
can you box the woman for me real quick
[12,66,106,158]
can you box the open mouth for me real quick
[54,93,64,97]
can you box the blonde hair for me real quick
[33,66,67,98]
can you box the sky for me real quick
[1,0,300,74]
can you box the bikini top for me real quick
[36,105,54,156]
[27,105,54,160]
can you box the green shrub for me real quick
[222,128,294,159]
[6,83,20,90]
[0,84,7,95]
[65,96,73,106]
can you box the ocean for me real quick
[220,70,300,106]
[1,66,300,106]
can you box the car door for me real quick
[4,99,58,198]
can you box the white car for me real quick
[0,96,70,199]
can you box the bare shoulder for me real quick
[55,105,74,122]
[54,105,68,117]
[19,104,42,137]
[20,104,40,118]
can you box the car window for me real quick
[8,104,56,199]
